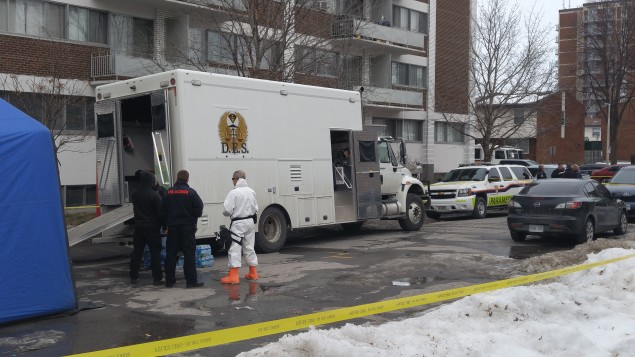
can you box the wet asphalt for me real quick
[0,214,581,356]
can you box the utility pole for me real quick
[606,101,611,165]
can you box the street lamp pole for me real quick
[606,102,611,165]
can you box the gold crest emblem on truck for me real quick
[218,111,249,154]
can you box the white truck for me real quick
[71,69,429,252]
[474,145,524,164]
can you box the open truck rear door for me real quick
[150,90,172,186]
[352,131,382,220]
[95,100,122,205]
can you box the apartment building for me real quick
[0,0,471,207]
[558,1,635,164]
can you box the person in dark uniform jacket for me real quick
[130,171,163,285]
[551,163,565,178]
[160,170,204,288]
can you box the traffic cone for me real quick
[244,266,259,280]
[221,268,239,284]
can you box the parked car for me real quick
[591,164,630,183]
[579,163,608,177]
[499,159,539,167]
[527,164,557,179]
[507,178,628,244]
[605,165,635,221]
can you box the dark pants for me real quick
[130,225,163,282]
[164,225,198,285]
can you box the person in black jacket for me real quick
[551,163,565,178]
[130,171,164,285]
[563,164,583,178]
[160,170,204,288]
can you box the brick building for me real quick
[558,1,635,164]
[0,0,471,208]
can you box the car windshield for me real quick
[519,181,581,195]
[440,168,488,182]
[610,169,635,184]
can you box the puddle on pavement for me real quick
[391,276,440,287]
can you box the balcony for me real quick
[345,83,424,109]
[91,51,161,81]
[332,16,426,56]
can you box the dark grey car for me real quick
[507,179,628,244]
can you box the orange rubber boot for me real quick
[244,266,259,281]
[221,268,240,284]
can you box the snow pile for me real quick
[240,247,635,357]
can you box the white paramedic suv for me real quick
[425,164,533,219]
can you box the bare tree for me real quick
[577,0,635,164]
[439,0,556,162]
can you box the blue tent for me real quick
[0,99,77,324]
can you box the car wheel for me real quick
[472,197,487,219]
[574,218,594,244]
[398,193,425,231]
[426,211,441,220]
[341,221,365,232]
[255,206,288,253]
[614,210,628,235]
[510,231,527,242]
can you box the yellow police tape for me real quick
[67,252,635,357]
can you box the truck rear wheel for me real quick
[255,206,287,253]
[398,193,424,231]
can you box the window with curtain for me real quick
[372,118,397,138]
[373,118,421,142]
[401,120,422,141]
[392,6,427,34]
[68,6,106,43]
[0,0,7,31]
[435,122,464,143]
[391,62,426,87]
[295,47,338,77]
[207,31,236,64]
[111,15,152,57]
[189,28,206,63]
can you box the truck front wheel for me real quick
[398,193,425,231]
[472,197,487,219]
[255,206,288,253]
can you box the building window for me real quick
[1,91,95,131]
[68,6,107,44]
[435,122,464,143]
[296,46,338,77]
[64,185,96,207]
[11,0,65,39]
[513,108,524,124]
[111,15,153,58]
[1,1,107,44]
[391,62,426,88]
[392,6,428,33]
[373,118,422,142]
[207,30,236,65]
[189,28,207,63]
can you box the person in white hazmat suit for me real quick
[221,170,259,284]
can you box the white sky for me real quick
[240,247,635,356]
[521,0,586,30]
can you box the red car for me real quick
[591,164,630,183]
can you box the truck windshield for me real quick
[440,168,488,182]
